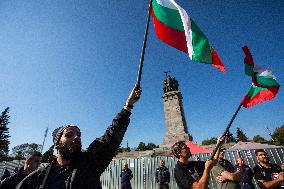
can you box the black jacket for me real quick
[0,167,27,189]
[155,166,170,184]
[16,109,131,189]
[120,169,133,183]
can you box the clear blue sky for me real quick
[0,0,283,153]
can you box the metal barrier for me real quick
[1,148,283,189]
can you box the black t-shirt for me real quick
[253,163,281,189]
[174,161,204,189]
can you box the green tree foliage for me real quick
[136,142,147,151]
[271,125,284,146]
[201,137,218,145]
[0,107,11,160]
[236,127,249,142]
[253,135,269,144]
[42,145,56,163]
[226,130,237,143]
[116,144,131,154]
[12,143,42,158]
[136,142,158,151]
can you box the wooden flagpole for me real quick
[210,103,243,160]
[136,1,152,87]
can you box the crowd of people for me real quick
[0,84,283,189]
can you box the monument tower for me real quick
[161,72,192,148]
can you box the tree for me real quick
[202,137,218,145]
[253,135,269,144]
[0,107,11,161]
[271,125,284,146]
[146,143,159,150]
[236,127,249,142]
[136,142,147,151]
[12,143,42,158]
[42,145,56,163]
[226,130,237,143]
[135,142,159,151]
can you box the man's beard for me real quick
[58,143,82,161]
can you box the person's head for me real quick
[160,160,165,167]
[24,152,42,173]
[236,157,244,166]
[124,163,129,170]
[255,149,269,164]
[172,141,191,160]
[53,125,82,160]
[218,148,226,160]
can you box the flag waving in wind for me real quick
[150,0,226,73]
[241,46,280,108]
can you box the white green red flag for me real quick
[150,0,225,73]
[241,46,280,108]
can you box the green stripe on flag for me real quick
[191,20,212,64]
[256,76,280,87]
[152,0,184,32]
[245,64,254,76]
[247,86,268,98]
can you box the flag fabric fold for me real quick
[150,0,225,73]
[241,46,280,108]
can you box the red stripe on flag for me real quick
[151,7,188,53]
[211,48,226,73]
[241,88,279,108]
[242,46,254,66]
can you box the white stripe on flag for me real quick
[169,0,193,59]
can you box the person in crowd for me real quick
[155,159,170,189]
[120,163,133,189]
[211,148,241,189]
[0,152,42,189]
[253,149,284,189]
[234,157,255,189]
[16,85,141,189]
[0,168,10,181]
[172,136,225,189]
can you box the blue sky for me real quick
[0,0,283,153]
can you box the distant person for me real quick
[16,85,141,189]
[253,149,284,189]
[172,136,225,189]
[234,157,255,189]
[0,152,42,189]
[0,168,10,181]
[120,163,133,189]
[211,148,241,189]
[155,159,170,189]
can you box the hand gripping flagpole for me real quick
[210,103,243,160]
[136,1,152,88]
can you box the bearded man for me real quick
[16,85,141,189]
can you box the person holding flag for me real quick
[15,85,141,189]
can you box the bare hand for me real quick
[205,159,217,170]
[278,172,284,181]
[216,175,224,183]
[125,85,142,108]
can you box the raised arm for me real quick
[87,85,141,173]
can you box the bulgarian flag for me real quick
[241,46,280,108]
[150,0,225,73]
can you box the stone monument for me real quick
[160,72,193,149]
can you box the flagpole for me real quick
[136,1,152,87]
[210,103,243,160]
[41,127,49,153]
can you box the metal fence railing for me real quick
[1,147,283,189]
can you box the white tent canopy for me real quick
[226,141,283,151]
